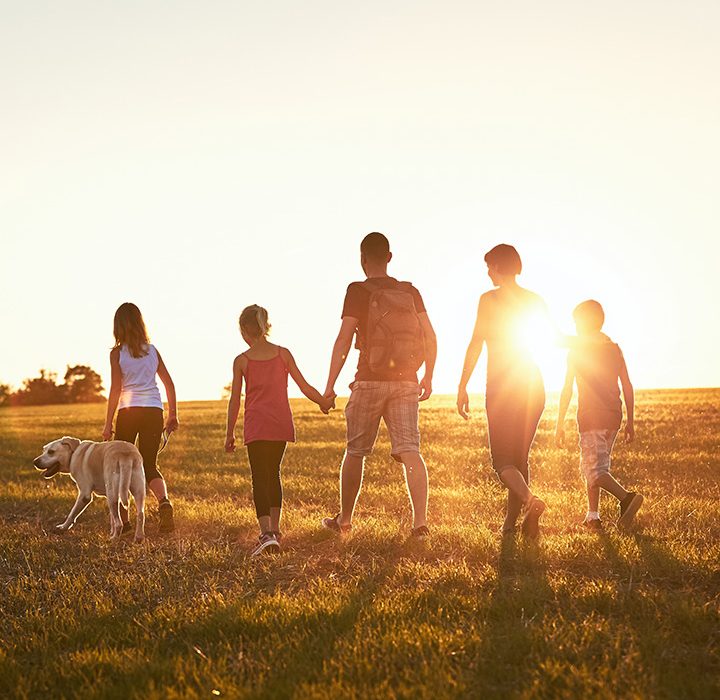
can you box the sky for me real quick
[2,1,719,400]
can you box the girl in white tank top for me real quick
[103,303,179,534]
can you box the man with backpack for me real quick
[322,232,437,538]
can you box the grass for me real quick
[0,390,719,699]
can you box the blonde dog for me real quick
[33,437,146,543]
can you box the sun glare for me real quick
[513,308,567,391]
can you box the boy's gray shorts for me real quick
[579,429,618,486]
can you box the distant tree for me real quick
[222,381,232,400]
[11,370,66,406]
[0,384,11,408]
[64,365,105,403]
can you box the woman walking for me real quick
[457,244,548,538]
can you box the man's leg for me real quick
[398,452,428,530]
[385,383,425,528]
[336,382,382,528]
[339,453,365,527]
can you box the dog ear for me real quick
[61,437,81,452]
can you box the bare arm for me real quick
[618,350,635,442]
[156,350,179,433]
[102,349,122,440]
[281,348,332,413]
[324,316,358,398]
[417,312,437,401]
[555,359,575,445]
[225,355,245,452]
[457,298,488,419]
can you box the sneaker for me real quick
[521,497,546,539]
[271,530,283,543]
[322,513,351,534]
[411,525,430,539]
[251,532,280,557]
[583,518,603,532]
[618,492,643,529]
[158,501,175,534]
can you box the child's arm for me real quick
[457,297,488,419]
[618,350,635,442]
[156,351,179,433]
[282,348,333,414]
[555,358,575,446]
[102,349,122,441]
[225,355,245,452]
[324,317,357,400]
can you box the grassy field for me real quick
[0,391,719,699]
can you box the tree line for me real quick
[0,366,105,407]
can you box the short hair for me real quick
[239,304,271,338]
[484,244,522,275]
[573,300,605,331]
[360,232,390,262]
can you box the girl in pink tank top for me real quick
[225,305,334,557]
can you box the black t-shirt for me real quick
[569,335,624,432]
[342,276,426,381]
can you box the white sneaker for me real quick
[251,533,280,557]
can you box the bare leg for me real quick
[499,467,534,504]
[339,453,365,527]
[587,482,601,513]
[399,452,428,530]
[147,477,168,502]
[595,472,629,501]
[503,490,523,531]
[269,506,281,534]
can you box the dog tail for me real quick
[118,456,133,508]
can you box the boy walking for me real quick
[321,232,437,538]
[555,300,643,530]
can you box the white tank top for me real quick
[118,344,163,410]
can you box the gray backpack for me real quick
[360,280,425,374]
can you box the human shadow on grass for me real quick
[459,533,554,697]
[594,529,719,697]
[159,537,408,698]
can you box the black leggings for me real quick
[115,407,164,483]
[486,382,545,481]
[246,440,286,519]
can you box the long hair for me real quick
[239,304,271,338]
[113,303,150,358]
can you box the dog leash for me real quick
[157,428,172,454]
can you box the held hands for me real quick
[624,421,635,443]
[225,434,236,453]
[418,375,433,402]
[319,389,337,415]
[164,415,179,434]
[456,387,470,420]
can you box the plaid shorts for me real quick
[345,381,421,461]
[579,429,618,485]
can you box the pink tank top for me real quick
[243,352,296,445]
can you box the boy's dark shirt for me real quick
[570,333,623,432]
[342,276,426,381]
